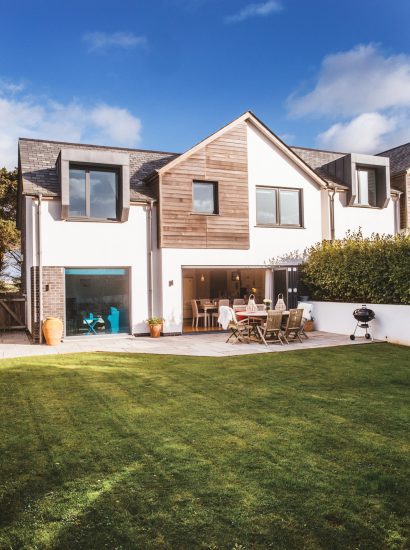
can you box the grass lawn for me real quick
[0,344,409,549]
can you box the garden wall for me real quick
[311,301,410,346]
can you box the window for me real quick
[256,187,302,227]
[193,181,218,214]
[356,167,377,206]
[69,166,118,220]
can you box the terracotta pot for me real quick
[149,324,162,338]
[303,320,314,332]
[42,317,63,345]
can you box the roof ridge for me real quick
[377,141,410,155]
[290,145,347,155]
[18,137,180,156]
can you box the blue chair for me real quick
[84,313,98,335]
[107,307,120,333]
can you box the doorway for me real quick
[272,267,299,310]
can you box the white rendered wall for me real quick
[311,301,410,346]
[32,199,150,334]
[333,193,395,238]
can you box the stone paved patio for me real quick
[0,330,375,360]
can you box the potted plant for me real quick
[146,317,164,338]
[303,316,315,332]
[263,298,272,311]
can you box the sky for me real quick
[1,0,410,168]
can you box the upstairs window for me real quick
[193,181,218,214]
[356,167,377,206]
[69,166,118,220]
[256,187,302,227]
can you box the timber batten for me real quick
[159,121,249,249]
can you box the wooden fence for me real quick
[0,294,26,330]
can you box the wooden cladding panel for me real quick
[160,121,249,249]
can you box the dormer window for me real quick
[58,148,130,222]
[356,167,377,206]
[69,166,118,219]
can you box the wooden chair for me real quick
[225,308,251,344]
[191,299,209,328]
[257,310,285,346]
[256,304,266,311]
[212,299,230,327]
[283,308,304,343]
[233,298,245,306]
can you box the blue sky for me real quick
[1,0,410,167]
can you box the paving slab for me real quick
[0,330,376,360]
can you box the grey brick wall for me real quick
[30,266,65,343]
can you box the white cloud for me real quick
[0,83,142,169]
[287,43,410,153]
[317,112,398,153]
[83,31,147,52]
[288,43,410,118]
[225,0,282,23]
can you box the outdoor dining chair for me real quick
[221,307,251,344]
[283,308,304,343]
[257,310,285,346]
[212,299,230,327]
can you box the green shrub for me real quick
[300,231,410,304]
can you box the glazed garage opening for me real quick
[65,268,130,336]
[181,267,271,333]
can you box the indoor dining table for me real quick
[199,302,218,328]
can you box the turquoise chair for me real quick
[107,307,120,333]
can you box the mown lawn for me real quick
[0,344,409,549]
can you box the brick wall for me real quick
[30,266,65,342]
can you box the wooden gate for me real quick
[0,294,26,330]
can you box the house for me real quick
[377,142,410,231]
[17,111,400,342]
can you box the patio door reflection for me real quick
[65,268,129,336]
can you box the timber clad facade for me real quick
[159,122,249,249]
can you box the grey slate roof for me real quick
[377,142,410,175]
[19,138,179,202]
[290,146,349,189]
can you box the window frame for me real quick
[354,166,377,208]
[256,186,304,228]
[68,164,120,221]
[192,180,219,215]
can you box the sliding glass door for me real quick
[65,268,129,336]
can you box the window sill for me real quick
[255,224,305,229]
[190,212,220,216]
[348,204,381,209]
[64,217,121,223]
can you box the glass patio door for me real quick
[65,268,130,336]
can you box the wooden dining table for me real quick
[199,302,218,328]
[236,310,290,340]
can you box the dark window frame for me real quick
[68,164,120,221]
[256,186,304,228]
[192,180,219,215]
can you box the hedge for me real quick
[300,231,410,304]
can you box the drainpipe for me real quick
[147,200,154,318]
[329,189,336,240]
[37,194,43,344]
